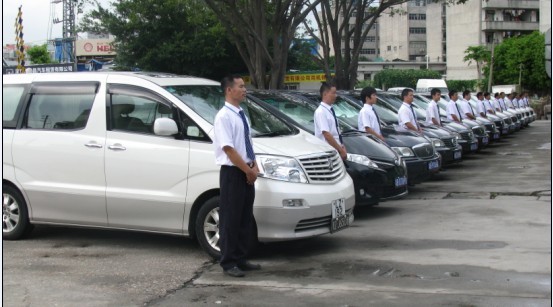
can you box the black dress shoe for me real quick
[224,266,245,277]
[238,261,261,271]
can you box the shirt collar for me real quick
[320,102,332,109]
[224,102,242,113]
[402,102,411,108]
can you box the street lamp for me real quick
[425,54,429,69]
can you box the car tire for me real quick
[195,196,222,259]
[3,185,32,240]
[195,196,259,260]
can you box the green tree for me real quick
[463,45,490,91]
[79,0,246,80]
[373,69,441,90]
[204,0,322,89]
[493,32,551,95]
[287,39,320,71]
[27,44,51,64]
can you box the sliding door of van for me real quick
[11,82,108,225]
[104,84,189,233]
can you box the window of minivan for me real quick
[3,85,26,128]
[164,85,297,137]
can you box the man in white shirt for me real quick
[512,92,520,108]
[475,92,487,118]
[446,90,462,123]
[397,88,422,133]
[314,81,347,159]
[505,93,514,109]
[425,88,442,126]
[358,86,385,141]
[483,92,495,115]
[498,92,508,111]
[459,90,477,120]
[213,74,261,277]
[492,93,502,112]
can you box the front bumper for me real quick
[404,153,441,184]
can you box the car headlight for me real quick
[346,153,379,169]
[391,147,415,157]
[431,138,445,148]
[256,155,308,183]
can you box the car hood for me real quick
[251,130,335,158]
[341,132,398,162]
[381,127,431,148]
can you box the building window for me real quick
[360,49,376,55]
[409,27,426,34]
[387,45,391,51]
[409,0,426,7]
[409,14,426,20]
[366,36,376,42]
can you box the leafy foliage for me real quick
[492,31,551,95]
[79,0,246,80]
[446,80,477,92]
[27,44,51,64]
[373,69,441,89]
[463,45,490,91]
[287,39,321,71]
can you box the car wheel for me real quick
[3,185,32,240]
[195,196,222,259]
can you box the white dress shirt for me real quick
[505,97,514,109]
[459,98,475,119]
[314,102,341,144]
[425,100,441,125]
[398,102,418,131]
[476,99,486,116]
[446,99,462,121]
[213,102,254,166]
[358,104,381,135]
[512,98,519,108]
[483,99,495,113]
[492,98,501,111]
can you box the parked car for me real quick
[2,72,356,258]
[290,91,442,184]
[247,90,409,206]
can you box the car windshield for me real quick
[164,85,296,137]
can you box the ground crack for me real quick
[143,259,217,306]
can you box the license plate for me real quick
[470,143,478,151]
[493,133,499,139]
[482,136,489,144]
[331,198,348,233]
[395,176,407,187]
[454,151,462,159]
[428,159,439,170]
[502,128,509,134]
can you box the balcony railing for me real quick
[482,21,539,31]
[482,0,539,9]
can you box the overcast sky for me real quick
[2,0,111,46]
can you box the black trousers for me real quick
[219,165,255,270]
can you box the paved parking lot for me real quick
[2,120,551,307]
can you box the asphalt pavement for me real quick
[2,120,551,307]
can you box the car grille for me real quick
[472,126,486,136]
[298,151,344,183]
[412,143,434,158]
[442,137,457,148]
[459,131,474,141]
[295,209,353,232]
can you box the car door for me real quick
[11,81,108,225]
[104,84,189,233]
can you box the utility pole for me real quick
[487,39,496,93]
[518,63,523,92]
[53,0,77,70]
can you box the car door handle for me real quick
[84,142,103,148]
[108,144,126,151]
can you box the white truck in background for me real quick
[492,84,518,94]
[416,79,448,94]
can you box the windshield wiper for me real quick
[253,131,286,137]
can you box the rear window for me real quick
[3,85,27,128]
[24,82,98,130]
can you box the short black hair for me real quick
[494,93,499,98]
[462,90,471,98]
[320,81,336,98]
[448,90,457,98]
[484,92,490,97]
[360,86,377,103]
[401,88,414,100]
[431,88,441,96]
[221,74,242,92]
[476,92,483,98]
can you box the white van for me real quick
[416,79,448,94]
[2,72,355,258]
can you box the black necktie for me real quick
[372,107,382,130]
[238,110,255,161]
[468,102,475,116]
[435,103,441,125]
[410,105,419,129]
[454,102,462,120]
[330,107,343,144]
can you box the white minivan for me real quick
[2,72,355,258]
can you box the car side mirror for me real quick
[153,118,178,136]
